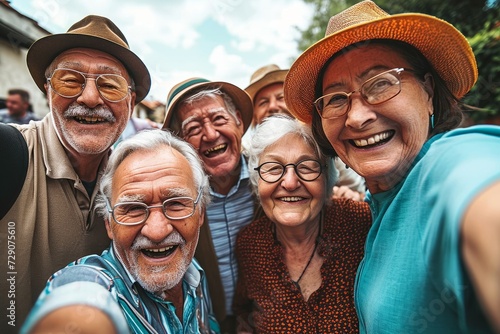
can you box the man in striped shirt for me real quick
[162,78,260,333]
[21,130,219,333]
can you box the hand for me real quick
[332,185,365,201]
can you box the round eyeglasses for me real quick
[47,68,132,102]
[105,189,202,226]
[254,159,324,183]
[314,68,407,119]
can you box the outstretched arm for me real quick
[28,305,117,334]
[462,180,500,333]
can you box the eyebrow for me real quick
[160,187,193,198]
[323,65,392,92]
[260,153,318,163]
[56,61,124,75]
[117,194,145,203]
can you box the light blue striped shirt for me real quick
[206,155,254,315]
[21,245,219,334]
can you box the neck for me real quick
[275,214,321,251]
[210,165,241,195]
[66,149,108,182]
[161,282,184,323]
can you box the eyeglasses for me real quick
[47,68,131,102]
[105,188,203,226]
[314,68,406,119]
[254,159,324,183]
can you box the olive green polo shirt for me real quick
[0,115,111,330]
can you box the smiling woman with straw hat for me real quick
[284,1,500,333]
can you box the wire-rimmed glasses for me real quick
[105,188,203,226]
[314,68,406,119]
[254,159,324,183]
[47,68,131,102]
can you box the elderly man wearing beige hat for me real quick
[244,64,367,201]
[162,78,262,334]
[0,15,150,329]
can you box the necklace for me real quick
[292,240,318,291]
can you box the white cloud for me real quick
[14,0,315,102]
[209,45,253,88]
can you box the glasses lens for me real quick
[258,162,284,183]
[362,70,401,105]
[318,93,349,119]
[113,202,148,225]
[296,160,322,181]
[163,197,195,219]
[50,69,85,98]
[96,74,130,102]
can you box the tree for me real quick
[296,0,499,123]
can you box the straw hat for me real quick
[284,0,478,124]
[162,77,253,132]
[245,64,288,102]
[27,15,151,102]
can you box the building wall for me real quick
[0,2,51,118]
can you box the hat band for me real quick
[167,78,210,106]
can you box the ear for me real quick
[198,210,205,228]
[234,110,245,133]
[129,91,137,110]
[423,73,434,96]
[422,73,435,116]
[104,218,114,240]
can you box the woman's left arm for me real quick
[462,179,500,333]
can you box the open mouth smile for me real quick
[351,130,394,148]
[204,143,227,157]
[278,196,306,202]
[141,245,178,259]
[74,116,107,124]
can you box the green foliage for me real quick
[463,22,500,122]
[296,0,500,122]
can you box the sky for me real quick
[10,0,315,102]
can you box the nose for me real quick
[280,166,300,190]
[344,94,377,129]
[140,208,174,243]
[267,97,280,113]
[76,78,105,108]
[201,119,220,142]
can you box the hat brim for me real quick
[162,81,253,132]
[245,70,288,101]
[284,13,477,124]
[27,34,151,103]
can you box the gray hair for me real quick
[170,86,240,134]
[95,129,210,218]
[247,115,338,200]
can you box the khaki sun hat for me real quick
[27,15,151,103]
[245,64,288,102]
[162,77,253,133]
[284,0,478,124]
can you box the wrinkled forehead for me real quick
[50,47,129,77]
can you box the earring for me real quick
[430,114,435,130]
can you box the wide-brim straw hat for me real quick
[245,64,288,102]
[284,0,478,124]
[27,15,151,103]
[162,77,253,132]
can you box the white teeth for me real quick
[354,131,391,147]
[280,196,304,202]
[146,246,174,253]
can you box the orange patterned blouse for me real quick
[233,198,371,333]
